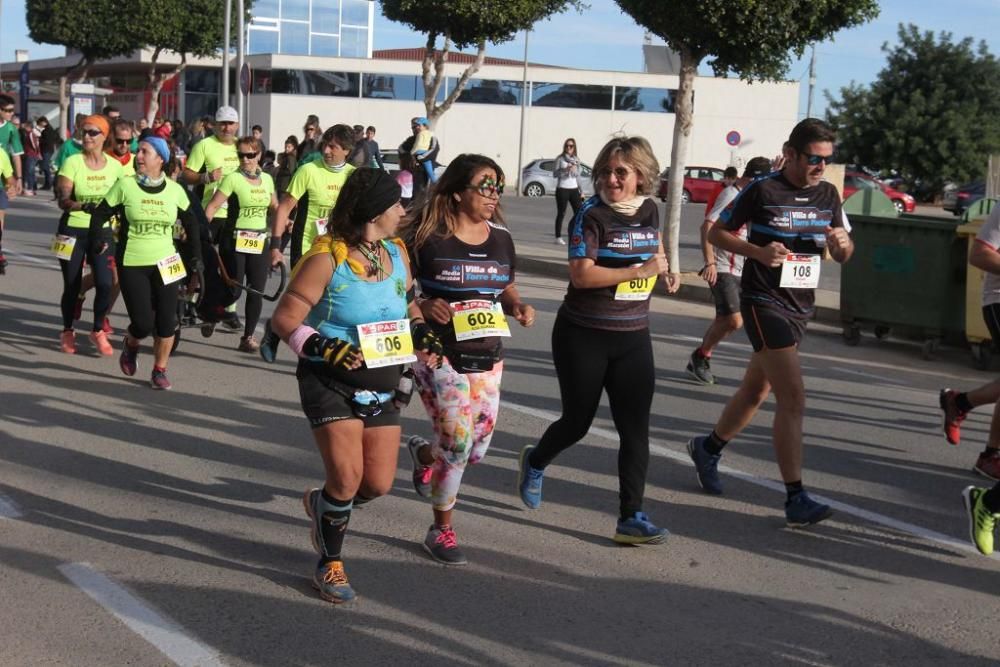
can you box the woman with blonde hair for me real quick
[402,153,535,565]
[518,135,679,543]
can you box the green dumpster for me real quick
[840,214,967,359]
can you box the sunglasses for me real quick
[0,107,14,112]
[467,176,504,198]
[598,166,634,180]
[565,143,576,148]
[801,152,833,166]
[238,151,259,160]
[82,129,104,137]
[114,137,131,145]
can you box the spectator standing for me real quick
[552,138,582,245]
[38,116,59,190]
[348,124,369,168]
[274,135,298,195]
[19,118,42,195]
[251,124,267,154]
[364,126,384,170]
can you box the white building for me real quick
[246,50,800,183]
[248,0,374,59]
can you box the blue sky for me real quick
[2,0,997,117]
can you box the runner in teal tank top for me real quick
[269,168,443,605]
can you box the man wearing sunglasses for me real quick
[105,119,136,177]
[688,118,853,529]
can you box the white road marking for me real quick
[0,491,23,518]
[58,563,225,667]
[502,400,991,559]
[4,249,52,266]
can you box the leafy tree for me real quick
[135,0,255,124]
[26,0,141,133]
[615,0,878,274]
[379,0,582,125]
[827,24,1000,198]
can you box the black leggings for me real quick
[529,311,655,518]
[118,265,179,339]
[59,229,113,332]
[554,187,582,239]
[221,242,269,337]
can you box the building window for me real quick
[340,26,368,58]
[614,87,679,113]
[281,0,309,21]
[248,27,280,56]
[185,69,220,94]
[363,73,420,101]
[280,21,310,56]
[269,70,360,96]
[341,0,369,25]
[252,0,279,19]
[311,34,340,57]
[531,82,613,110]
[450,78,524,105]
[311,2,340,34]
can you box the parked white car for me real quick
[521,158,595,197]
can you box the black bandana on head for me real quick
[350,169,402,225]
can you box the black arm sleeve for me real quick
[88,200,115,251]
[178,206,204,270]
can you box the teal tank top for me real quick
[306,240,409,350]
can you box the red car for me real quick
[657,166,726,204]
[843,171,915,214]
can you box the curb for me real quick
[518,254,843,326]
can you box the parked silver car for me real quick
[521,158,595,197]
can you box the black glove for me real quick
[412,321,444,360]
[80,202,97,214]
[303,333,362,370]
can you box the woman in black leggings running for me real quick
[517,135,679,544]
[88,137,202,390]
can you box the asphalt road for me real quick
[1,194,998,666]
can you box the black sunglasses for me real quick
[114,137,131,145]
[1,106,15,112]
[238,151,259,160]
[82,129,104,137]
[801,152,833,166]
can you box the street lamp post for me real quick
[515,29,530,197]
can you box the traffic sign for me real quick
[239,63,251,96]
[726,130,741,147]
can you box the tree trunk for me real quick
[146,50,187,125]
[664,49,698,274]
[59,57,89,138]
[430,40,487,124]
[421,32,446,123]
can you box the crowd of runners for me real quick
[1,99,997,604]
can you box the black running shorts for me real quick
[296,361,400,429]
[983,304,1000,349]
[710,272,741,317]
[741,302,807,352]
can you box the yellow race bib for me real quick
[357,319,416,368]
[452,300,511,341]
[614,275,656,301]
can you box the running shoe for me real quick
[974,449,1000,481]
[260,318,280,363]
[687,435,723,495]
[962,486,998,556]
[614,511,669,545]
[784,491,833,528]
[686,350,715,385]
[423,525,468,565]
[554,237,566,245]
[220,312,242,332]
[88,330,113,356]
[73,295,85,321]
[60,330,76,354]
[200,322,216,338]
[312,560,356,604]
[238,335,260,353]
[518,444,544,509]
[407,435,433,498]
[939,388,967,446]
[102,317,113,335]
[119,338,138,376]
[150,368,172,390]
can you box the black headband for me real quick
[350,170,402,225]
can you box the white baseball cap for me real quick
[216,106,239,123]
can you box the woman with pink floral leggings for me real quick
[402,154,534,565]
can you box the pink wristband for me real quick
[288,324,319,357]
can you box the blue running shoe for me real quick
[518,444,544,509]
[614,511,668,545]
[784,491,833,528]
[312,560,356,604]
[687,436,723,495]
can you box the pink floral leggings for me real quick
[412,358,503,511]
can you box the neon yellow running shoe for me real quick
[962,486,998,556]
